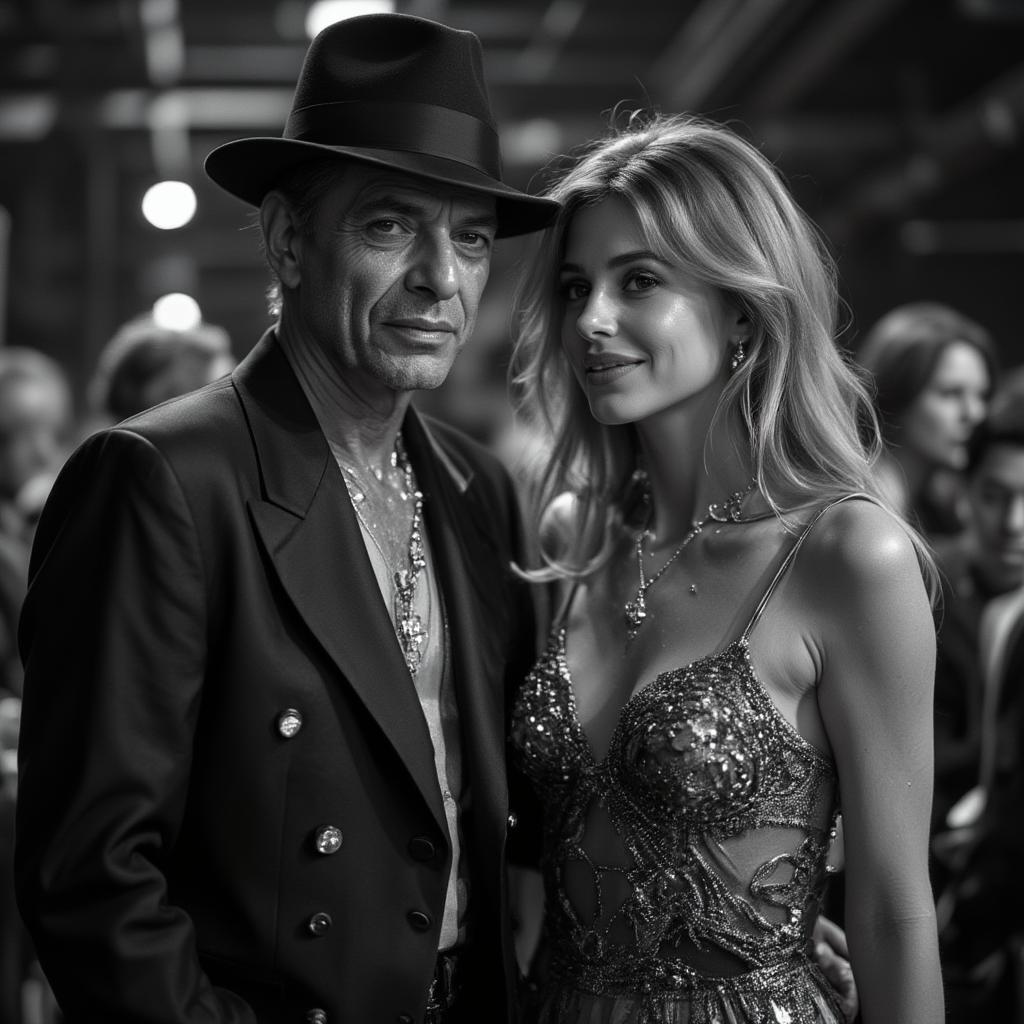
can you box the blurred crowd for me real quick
[0,297,1021,1021]
[854,301,1024,1019]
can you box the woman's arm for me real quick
[809,500,944,1024]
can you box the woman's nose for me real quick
[961,391,987,426]
[575,291,616,340]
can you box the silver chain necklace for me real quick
[340,434,427,676]
[624,479,757,645]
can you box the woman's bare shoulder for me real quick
[795,496,926,603]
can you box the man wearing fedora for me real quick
[15,13,557,1024]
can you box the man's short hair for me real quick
[261,157,350,317]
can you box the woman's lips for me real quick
[585,358,642,385]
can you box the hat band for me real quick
[285,101,502,179]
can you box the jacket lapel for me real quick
[403,411,508,846]
[233,333,446,829]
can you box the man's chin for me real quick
[382,352,460,393]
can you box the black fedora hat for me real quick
[204,13,559,238]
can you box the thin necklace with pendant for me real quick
[339,434,427,676]
[624,479,757,645]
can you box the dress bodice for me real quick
[511,500,859,1024]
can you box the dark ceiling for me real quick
[1,0,1023,399]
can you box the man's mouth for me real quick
[387,318,456,333]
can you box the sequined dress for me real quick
[512,509,846,1024]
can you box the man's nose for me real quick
[1005,493,1024,535]
[405,233,459,301]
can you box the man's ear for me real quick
[260,192,302,290]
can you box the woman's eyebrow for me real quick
[559,249,664,274]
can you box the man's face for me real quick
[968,442,1024,594]
[289,165,498,398]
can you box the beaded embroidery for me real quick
[511,498,864,1024]
[513,635,843,1023]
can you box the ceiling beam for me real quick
[650,0,807,109]
[749,0,908,112]
[820,61,1024,243]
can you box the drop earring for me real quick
[729,340,747,373]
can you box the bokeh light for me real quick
[305,1,395,38]
[152,292,202,330]
[141,180,197,230]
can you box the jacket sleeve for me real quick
[15,428,256,1024]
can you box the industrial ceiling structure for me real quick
[1,0,1022,395]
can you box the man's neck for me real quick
[275,321,411,472]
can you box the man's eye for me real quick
[457,231,495,254]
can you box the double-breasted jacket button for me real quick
[408,835,436,862]
[276,709,303,738]
[307,912,332,936]
[306,1010,328,1024]
[507,810,519,831]
[407,909,432,932]
[313,825,343,855]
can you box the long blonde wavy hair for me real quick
[510,112,937,593]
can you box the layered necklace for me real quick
[338,433,427,676]
[624,478,757,644]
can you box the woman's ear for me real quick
[731,309,753,345]
[260,192,302,290]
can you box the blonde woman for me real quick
[510,114,942,1024]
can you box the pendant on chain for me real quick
[341,434,428,677]
[624,591,647,643]
[623,479,756,646]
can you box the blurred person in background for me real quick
[854,301,997,540]
[928,390,1024,1011]
[933,387,1024,1018]
[0,346,72,1024]
[930,388,1024,835]
[85,313,235,429]
[0,346,71,697]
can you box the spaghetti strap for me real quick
[741,493,875,641]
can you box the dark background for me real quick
[1,0,1022,406]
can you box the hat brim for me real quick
[204,137,559,238]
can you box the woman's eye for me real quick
[626,272,659,292]
[560,280,588,301]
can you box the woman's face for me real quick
[558,196,742,428]
[899,342,990,471]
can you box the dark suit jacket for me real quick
[14,333,537,1024]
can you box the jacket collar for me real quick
[233,331,506,835]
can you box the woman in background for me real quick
[510,114,943,1023]
[855,301,996,539]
